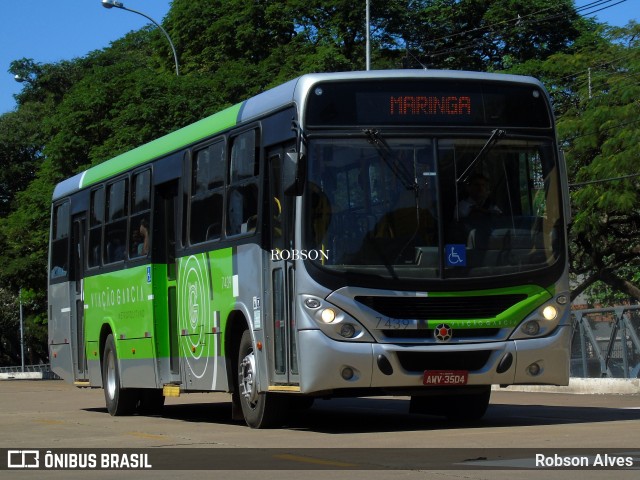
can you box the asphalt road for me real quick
[1,380,639,479]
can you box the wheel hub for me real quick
[239,352,259,406]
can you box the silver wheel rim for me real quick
[239,350,258,407]
[106,350,116,400]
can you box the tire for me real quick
[410,386,491,422]
[102,334,138,416]
[237,330,287,428]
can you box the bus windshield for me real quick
[303,135,563,281]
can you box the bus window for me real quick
[88,188,104,268]
[104,179,128,264]
[50,201,70,279]
[130,170,151,258]
[190,141,225,243]
[227,130,259,236]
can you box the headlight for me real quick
[510,293,568,340]
[301,295,374,342]
[321,308,336,323]
[542,305,557,321]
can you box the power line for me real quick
[561,118,640,143]
[578,0,628,17]
[569,172,640,188]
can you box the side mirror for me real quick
[283,151,305,196]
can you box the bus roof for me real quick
[52,70,544,201]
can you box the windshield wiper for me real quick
[363,129,424,267]
[456,129,506,184]
[363,129,415,191]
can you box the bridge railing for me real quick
[571,305,640,378]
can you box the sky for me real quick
[0,0,637,114]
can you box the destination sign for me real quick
[388,95,472,116]
[305,79,551,128]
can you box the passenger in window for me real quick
[131,229,143,257]
[138,218,150,256]
[458,173,502,219]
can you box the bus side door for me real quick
[70,213,87,381]
[267,145,300,386]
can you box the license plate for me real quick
[423,370,468,386]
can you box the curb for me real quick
[493,378,640,395]
[0,372,60,381]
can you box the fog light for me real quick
[339,324,356,338]
[305,298,321,309]
[522,320,540,336]
[527,362,541,376]
[321,308,336,323]
[341,367,354,380]
[542,305,557,321]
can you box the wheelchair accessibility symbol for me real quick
[445,244,467,267]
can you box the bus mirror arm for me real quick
[284,120,307,196]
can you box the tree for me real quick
[509,22,640,304]
[563,22,640,304]
[402,0,583,70]
[0,103,49,217]
[0,288,21,366]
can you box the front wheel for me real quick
[102,334,137,416]
[237,330,287,428]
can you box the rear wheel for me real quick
[102,334,137,416]
[237,330,287,428]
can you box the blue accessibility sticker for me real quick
[445,244,467,267]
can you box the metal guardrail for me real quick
[571,305,640,379]
[0,364,60,379]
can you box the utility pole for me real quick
[366,0,371,70]
[19,288,25,372]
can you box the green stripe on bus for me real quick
[80,103,243,188]
[424,284,552,329]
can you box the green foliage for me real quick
[402,0,583,70]
[501,18,640,306]
[0,288,20,365]
[0,288,45,367]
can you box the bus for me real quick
[48,70,571,428]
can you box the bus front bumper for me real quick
[296,325,571,394]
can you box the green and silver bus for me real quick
[49,70,571,428]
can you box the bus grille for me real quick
[355,294,527,320]
[396,350,492,372]
[382,328,501,339]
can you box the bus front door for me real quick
[267,146,300,387]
